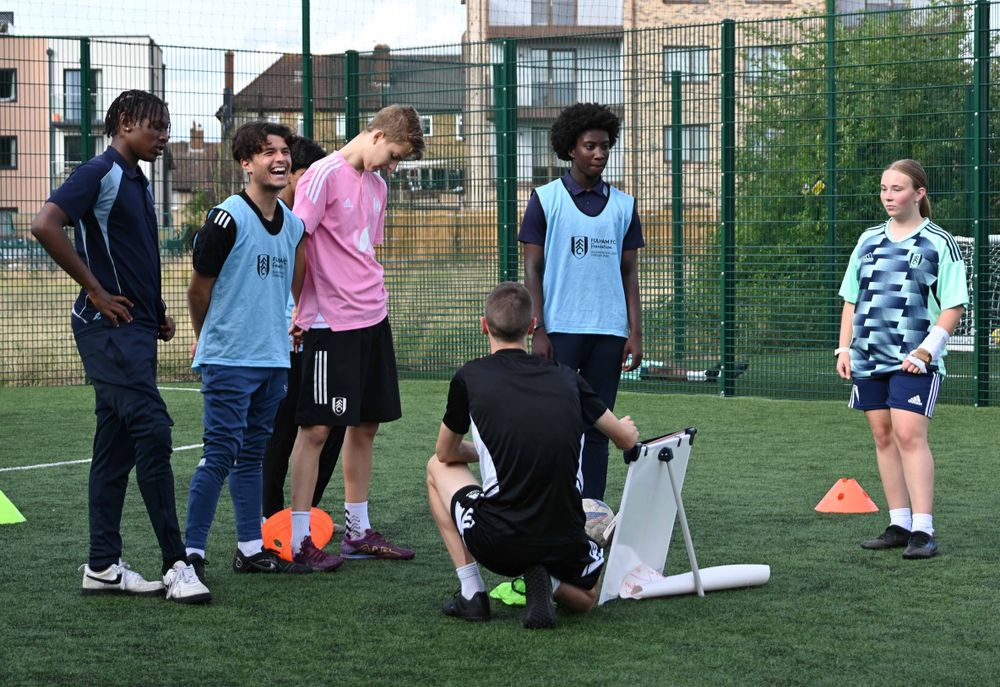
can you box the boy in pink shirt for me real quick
[288,105,425,570]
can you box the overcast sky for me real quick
[6,0,467,139]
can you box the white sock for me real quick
[344,501,370,539]
[889,508,913,531]
[550,575,562,596]
[185,547,205,559]
[912,512,934,536]
[291,510,311,554]
[456,562,485,600]
[237,539,263,557]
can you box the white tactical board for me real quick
[598,428,696,606]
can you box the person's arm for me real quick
[620,248,642,371]
[289,236,307,348]
[903,305,966,374]
[434,423,479,464]
[523,242,551,360]
[836,300,855,380]
[30,202,134,326]
[187,271,216,342]
[187,208,235,352]
[593,410,639,450]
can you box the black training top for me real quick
[442,348,607,545]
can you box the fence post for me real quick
[301,0,313,139]
[671,71,685,363]
[719,20,736,396]
[344,50,360,141]
[825,1,838,348]
[493,39,518,282]
[79,38,92,168]
[972,0,991,406]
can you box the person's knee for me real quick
[299,424,331,449]
[554,583,597,613]
[893,425,928,454]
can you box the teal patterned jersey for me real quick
[839,218,968,378]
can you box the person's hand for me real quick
[289,323,304,350]
[190,340,198,359]
[622,334,643,372]
[618,415,639,449]
[836,351,852,380]
[902,348,931,375]
[87,287,133,326]
[531,328,553,360]
[157,315,176,342]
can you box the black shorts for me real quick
[450,485,605,590]
[295,317,401,426]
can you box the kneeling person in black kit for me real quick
[427,281,638,628]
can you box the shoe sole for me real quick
[166,592,212,604]
[522,564,557,630]
[902,546,939,559]
[340,551,414,560]
[860,540,908,550]
[81,587,165,597]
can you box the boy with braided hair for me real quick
[31,90,209,603]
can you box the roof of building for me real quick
[230,51,464,115]
[167,139,223,193]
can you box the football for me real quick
[582,498,616,547]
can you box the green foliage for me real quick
[739,6,976,244]
[734,5,988,344]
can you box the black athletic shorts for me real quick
[450,485,605,590]
[295,317,401,426]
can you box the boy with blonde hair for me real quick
[287,105,425,570]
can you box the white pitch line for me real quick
[0,443,204,473]
[157,386,202,392]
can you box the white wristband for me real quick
[835,346,850,356]
[917,326,950,361]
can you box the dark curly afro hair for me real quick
[549,103,620,162]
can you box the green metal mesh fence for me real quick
[1,3,998,406]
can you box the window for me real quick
[0,136,16,169]
[64,135,97,167]
[531,127,561,184]
[0,69,15,102]
[334,113,346,139]
[744,46,790,82]
[532,0,575,26]
[663,125,709,163]
[420,115,433,137]
[293,69,303,83]
[663,47,709,83]
[530,49,576,107]
[296,115,304,136]
[455,114,464,141]
[64,69,102,122]
[0,208,15,237]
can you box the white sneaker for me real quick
[80,560,165,597]
[163,560,212,604]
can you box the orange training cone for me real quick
[261,507,335,561]
[815,478,879,513]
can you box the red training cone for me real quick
[815,478,879,513]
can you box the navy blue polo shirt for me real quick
[518,172,644,249]
[48,146,165,334]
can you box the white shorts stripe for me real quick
[925,372,941,417]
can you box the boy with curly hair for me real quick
[519,102,644,501]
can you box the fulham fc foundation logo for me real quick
[332,397,347,416]
[570,235,588,259]
[257,254,271,279]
